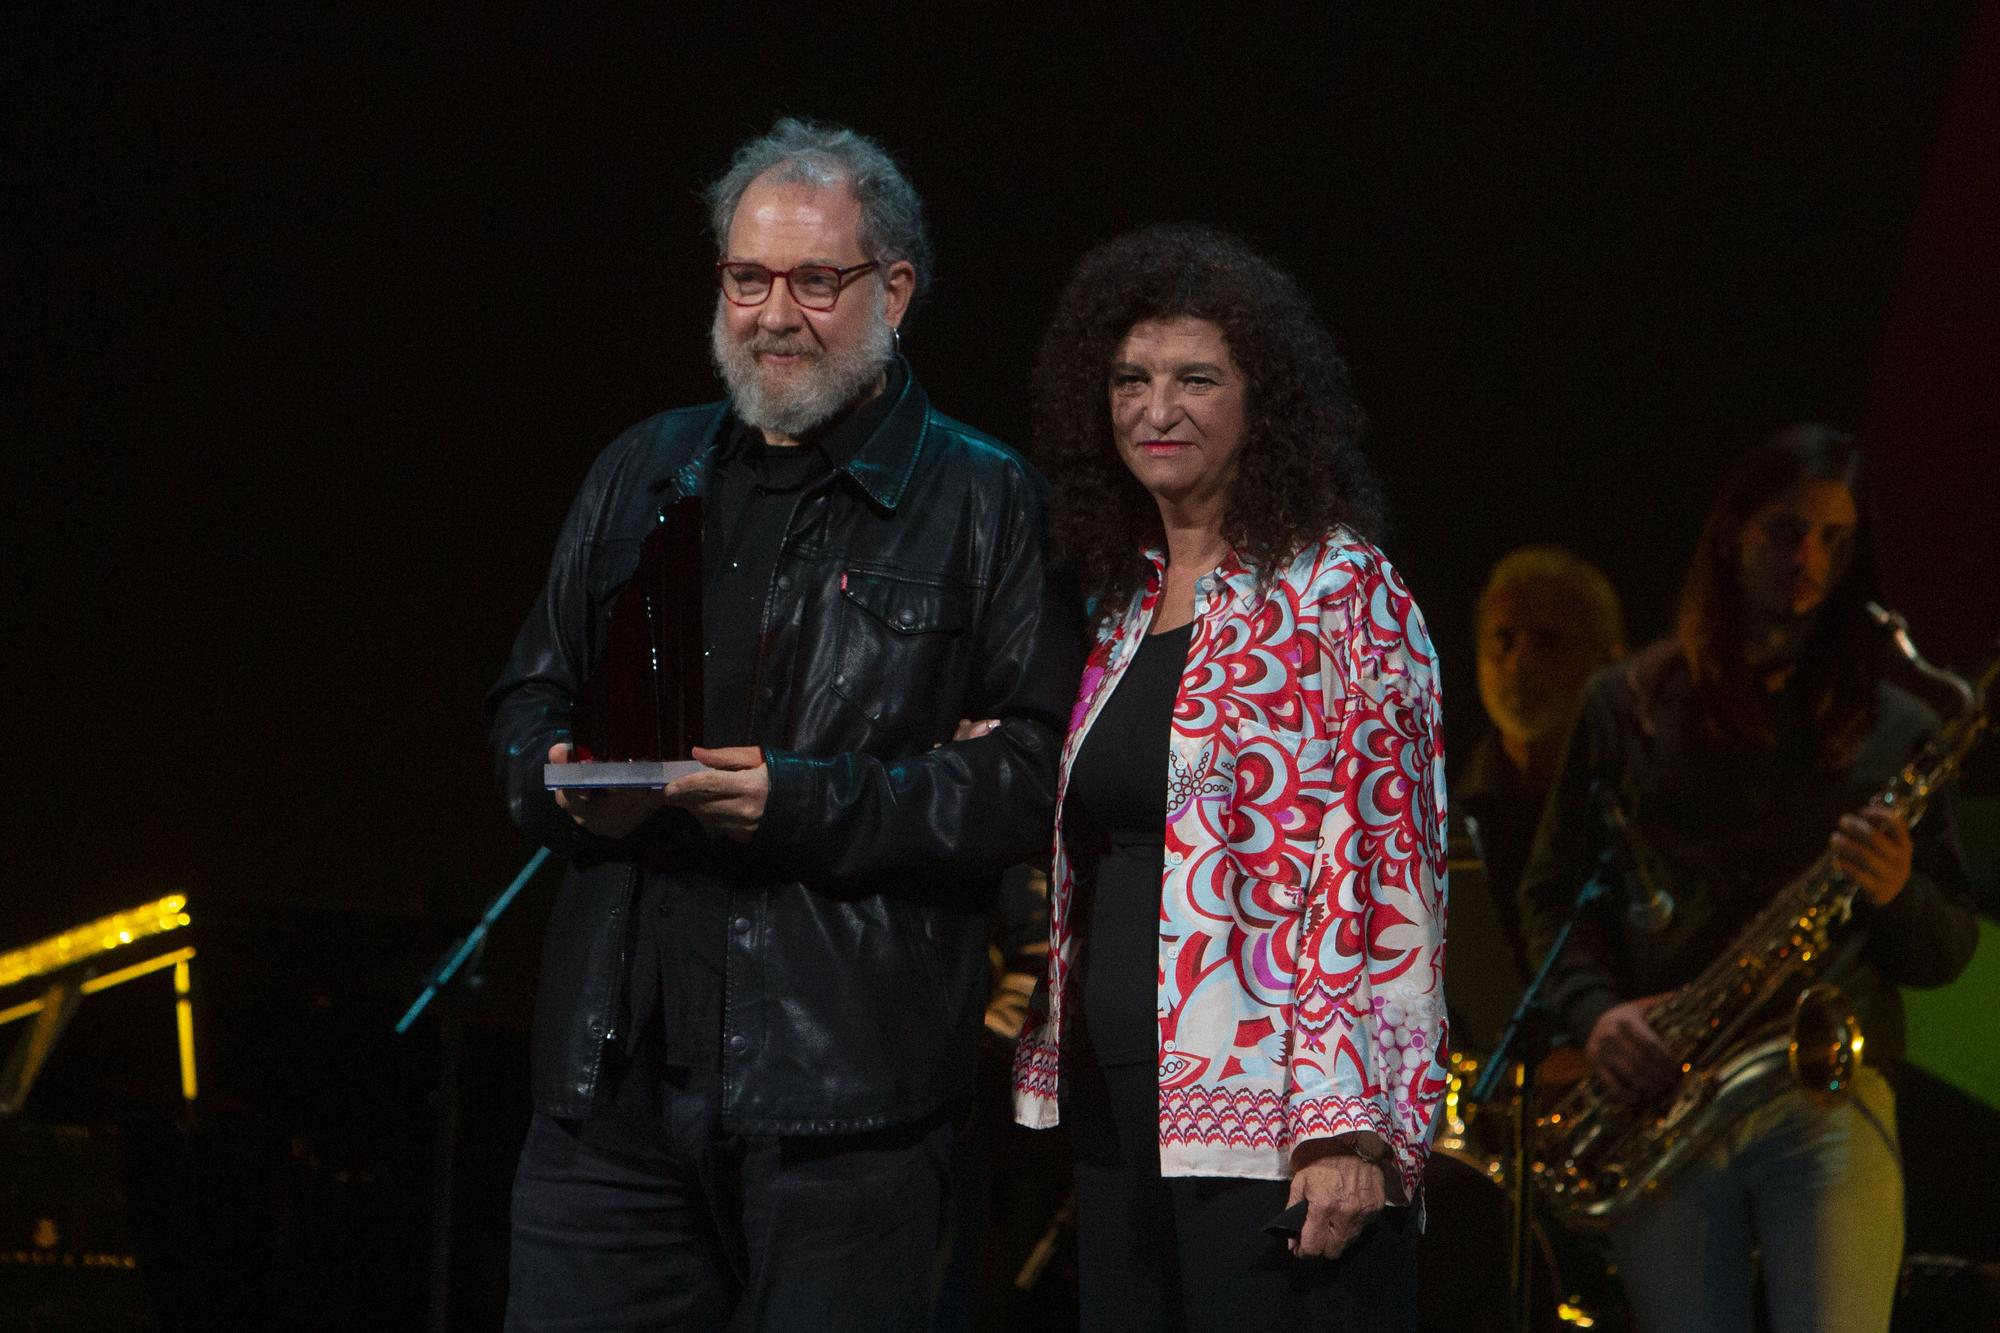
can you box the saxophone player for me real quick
[1517,425,1980,1333]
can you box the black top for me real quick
[624,363,909,1091]
[705,358,905,747]
[704,437,827,746]
[1454,731,1545,979]
[1066,621,1192,1067]
[1445,732,1544,1054]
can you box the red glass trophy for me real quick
[543,495,706,790]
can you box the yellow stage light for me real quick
[0,895,192,990]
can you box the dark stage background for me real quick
[9,5,2000,1328]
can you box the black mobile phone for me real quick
[1262,1199,1308,1239]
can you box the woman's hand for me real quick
[949,717,1001,743]
[1285,1144,1387,1260]
[1831,803,1913,906]
[1585,994,1676,1102]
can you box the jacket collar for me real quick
[832,354,928,511]
[1137,543,1264,606]
[661,355,931,512]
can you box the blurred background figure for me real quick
[1421,548,1628,1332]
[934,863,1078,1333]
[1519,426,1980,1333]
[1448,547,1625,1055]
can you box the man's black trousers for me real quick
[505,1066,955,1332]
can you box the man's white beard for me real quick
[711,294,897,440]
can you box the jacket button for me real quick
[729,1034,747,1052]
[776,575,791,591]
[733,916,752,935]
[896,609,916,628]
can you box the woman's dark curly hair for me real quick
[1031,224,1383,610]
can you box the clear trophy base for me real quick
[543,759,706,790]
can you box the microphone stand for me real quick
[395,846,554,1333]
[1469,861,1613,1333]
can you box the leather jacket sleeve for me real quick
[753,475,1082,894]
[485,431,657,864]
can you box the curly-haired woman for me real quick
[1009,224,1449,1329]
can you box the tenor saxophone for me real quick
[1531,607,1994,1231]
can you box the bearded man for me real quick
[487,119,1079,1331]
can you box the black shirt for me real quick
[1065,621,1192,1067]
[1445,732,1544,1054]
[621,365,906,1099]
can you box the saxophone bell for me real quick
[1788,982,1864,1112]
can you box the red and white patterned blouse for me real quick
[1011,530,1449,1202]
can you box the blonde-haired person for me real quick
[1451,546,1624,1046]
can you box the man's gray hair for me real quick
[705,117,933,299]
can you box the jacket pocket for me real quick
[831,568,971,732]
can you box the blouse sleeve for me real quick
[1284,553,1451,1206]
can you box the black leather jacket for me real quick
[488,367,1080,1131]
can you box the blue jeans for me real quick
[1608,1066,1902,1333]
